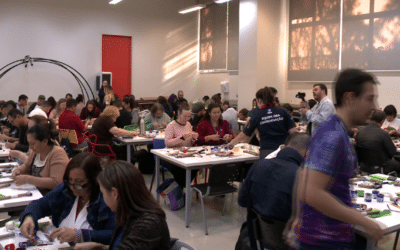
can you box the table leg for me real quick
[155,156,160,204]
[185,169,191,228]
[366,239,376,250]
[127,144,131,163]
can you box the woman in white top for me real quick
[49,98,67,124]
[19,152,115,245]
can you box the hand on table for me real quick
[12,168,20,177]
[206,134,220,142]
[162,122,168,128]
[5,142,15,149]
[0,134,8,141]
[14,174,30,185]
[362,219,383,242]
[20,216,36,240]
[50,227,77,243]
[223,134,232,142]
[192,132,199,140]
[9,150,20,160]
[183,133,193,141]
[153,123,160,129]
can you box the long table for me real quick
[115,135,165,162]
[151,146,259,227]
[353,174,400,250]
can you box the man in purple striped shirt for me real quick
[292,69,383,249]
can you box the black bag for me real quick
[134,149,155,174]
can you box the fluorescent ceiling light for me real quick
[109,0,123,5]
[179,4,206,14]
[214,0,231,3]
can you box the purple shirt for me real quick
[295,115,357,247]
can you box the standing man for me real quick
[16,94,28,114]
[300,83,335,135]
[177,90,188,106]
[292,69,383,249]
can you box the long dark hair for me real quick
[98,161,165,226]
[122,96,135,110]
[85,100,98,118]
[47,96,57,109]
[255,87,274,106]
[27,120,58,146]
[204,103,223,124]
[63,152,102,201]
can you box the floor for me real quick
[143,171,400,250]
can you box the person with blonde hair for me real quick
[103,85,115,107]
[49,98,67,124]
[91,106,137,159]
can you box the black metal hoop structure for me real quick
[0,56,96,101]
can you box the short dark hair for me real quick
[335,68,377,107]
[112,100,124,109]
[76,94,84,103]
[285,132,310,153]
[239,108,249,117]
[222,101,230,106]
[151,103,164,115]
[314,83,328,95]
[3,101,16,110]
[157,96,168,105]
[63,152,103,201]
[204,103,223,124]
[41,101,51,108]
[308,99,317,109]
[384,105,397,117]
[66,93,73,98]
[203,96,210,102]
[371,110,386,123]
[18,95,28,101]
[283,103,293,113]
[66,98,78,109]
[7,108,23,119]
[178,102,190,115]
[256,87,274,106]
[98,161,165,227]
[269,87,277,94]
[27,122,58,146]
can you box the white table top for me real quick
[0,143,9,158]
[151,145,259,169]
[115,134,165,144]
[353,174,400,234]
[237,120,246,125]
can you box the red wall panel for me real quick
[102,34,132,100]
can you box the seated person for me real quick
[191,102,205,132]
[91,106,138,159]
[0,101,20,142]
[4,108,29,152]
[28,101,52,118]
[222,103,239,136]
[74,161,171,250]
[382,104,400,136]
[283,103,294,116]
[222,101,230,112]
[122,96,139,125]
[80,100,101,123]
[164,105,199,188]
[144,103,172,130]
[12,121,69,195]
[238,133,310,250]
[238,108,249,121]
[19,153,115,245]
[157,96,174,118]
[49,98,67,125]
[59,98,90,148]
[112,100,132,129]
[356,110,400,174]
[196,103,233,146]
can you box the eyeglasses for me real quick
[66,180,89,190]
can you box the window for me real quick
[288,0,400,81]
[199,0,239,72]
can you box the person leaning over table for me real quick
[4,108,29,152]
[191,102,206,132]
[144,103,172,131]
[228,87,297,159]
[74,161,171,250]
[12,120,69,195]
[80,100,101,123]
[122,95,139,125]
[91,106,138,160]
[19,152,115,245]
[196,103,234,146]
[9,115,51,164]
[49,98,67,125]
[163,104,199,188]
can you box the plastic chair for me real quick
[59,129,88,155]
[355,146,386,174]
[85,134,117,166]
[191,163,241,235]
[150,138,166,191]
[170,239,197,250]
[251,208,291,250]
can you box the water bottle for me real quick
[140,118,145,135]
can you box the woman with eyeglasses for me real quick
[19,152,116,245]
[74,161,170,250]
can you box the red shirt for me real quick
[59,109,85,147]
[196,119,233,146]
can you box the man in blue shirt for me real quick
[300,83,335,135]
[292,69,383,249]
[238,132,310,250]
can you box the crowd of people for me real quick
[0,68,397,249]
